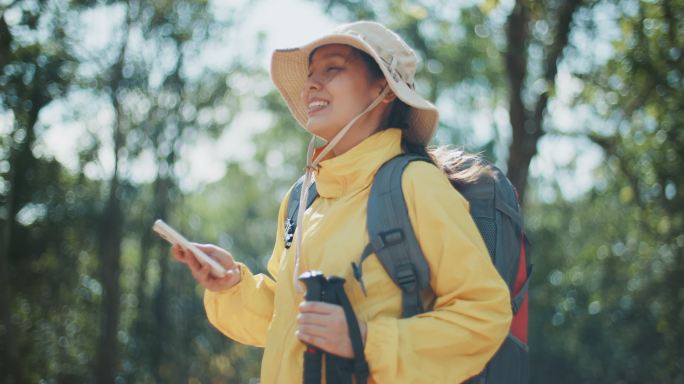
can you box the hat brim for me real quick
[271,33,438,145]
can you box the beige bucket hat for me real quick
[270,21,439,145]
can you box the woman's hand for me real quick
[170,243,241,292]
[296,301,367,359]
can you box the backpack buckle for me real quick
[396,264,417,291]
[284,218,295,248]
[372,228,405,250]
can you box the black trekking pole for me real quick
[326,276,369,384]
[299,270,327,384]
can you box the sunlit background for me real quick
[1,0,682,383]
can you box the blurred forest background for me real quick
[1,0,682,383]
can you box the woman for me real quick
[172,21,512,383]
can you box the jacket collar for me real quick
[315,128,403,199]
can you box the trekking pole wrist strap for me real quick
[329,278,370,383]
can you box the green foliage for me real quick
[527,0,684,382]
[1,0,683,383]
[1,0,264,382]
[4,158,103,382]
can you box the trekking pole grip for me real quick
[299,270,326,384]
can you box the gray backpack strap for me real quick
[353,154,432,318]
[284,176,319,249]
[511,265,532,314]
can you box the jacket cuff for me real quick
[204,262,262,318]
[204,261,248,294]
[364,317,398,379]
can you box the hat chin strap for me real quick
[292,86,391,293]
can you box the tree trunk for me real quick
[0,134,19,384]
[0,152,19,384]
[1,72,46,383]
[94,123,125,384]
[0,13,12,378]
[505,0,531,202]
[505,0,584,204]
[151,244,170,382]
[131,174,170,378]
[148,49,184,381]
[94,11,130,382]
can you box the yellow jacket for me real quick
[204,128,512,383]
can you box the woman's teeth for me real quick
[308,100,329,111]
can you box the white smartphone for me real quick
[152,219,227,278]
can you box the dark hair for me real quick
[352,47,490,186]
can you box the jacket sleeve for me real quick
[203,190,290,347]
[363,162,513,383]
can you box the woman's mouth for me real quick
[308,100,329,114]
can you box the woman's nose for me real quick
[303,74,322,91]
[301,75,322,101]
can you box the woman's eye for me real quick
[327,66,341,72]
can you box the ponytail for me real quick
[390,99,492,187]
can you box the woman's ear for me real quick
[374,78,396,105]
[381,89,397,104]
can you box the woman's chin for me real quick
[304,122,340,142]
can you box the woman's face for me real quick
[300,44,386,141]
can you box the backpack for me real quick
[284,153,532,384]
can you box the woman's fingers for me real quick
[296,332,330,352]
[298,312,335,327]
[298,313,347,343]
[171,244,186,261]
[171,244,202,271]
[297,303,347,338]
[299,302,345,326]
[171,243,235,272]
[170,243,242,291]
[295,301,360,358]
[171,245,189,265]
[296,321,329,338]
[191,262,212,282]
[299,301,338,315]
[186,251,203,271]
[212,267,241,285]
[194,243,237,269]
